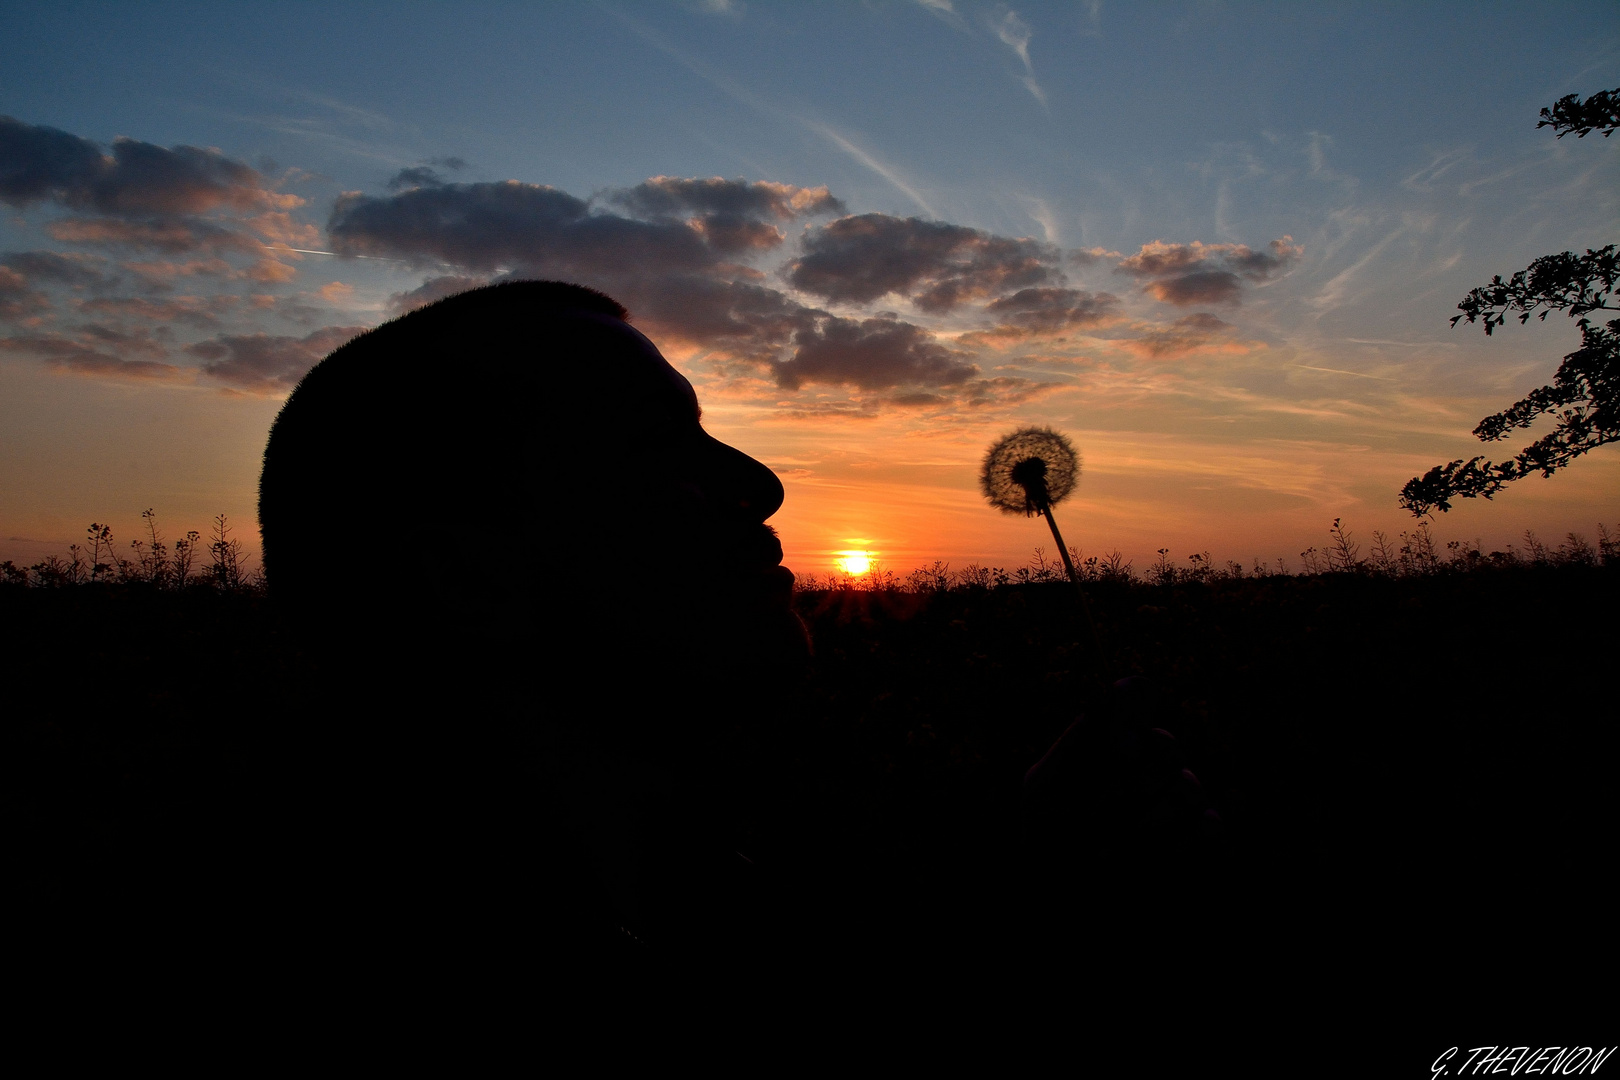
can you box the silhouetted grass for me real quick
[3,512,259,591]
[10,513,1616,960]
[792,517,1618,591]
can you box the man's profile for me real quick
[259,280,804,962]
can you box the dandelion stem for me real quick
[1037,502,1104,658]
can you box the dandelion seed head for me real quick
[980,426,1080,516]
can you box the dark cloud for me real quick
[0,331,181,379]
[328,181,716,273]
[79,294,240,329]
[188,325,366,391]
[1143,269,1242,306]
[79,322,169,359]
[46,216,259,255]
[887,375,1061,410]
[982,287,1119,335]
[0,116,106,207]
[385,274,490,317]
[774,314,979,391]
[0,266,50,321]
[0,253,116,322]
[323,181,1049,405]
[120,257,237,291]
[0,116,285,216]
[388,166,448,190]
[86,137,279,216]
[1,250,115,289]
[620,273,821,366]
[326,183,1013,407]
[1115,237,1302,307]
[1126,312,1237,358]
[1,118,303,287]
[889,390,948,407]
[787,214,1055,311]
[609,177,844,221]
[334,177,846,273]
[959,375,1064,408]
[1067,246,1122,266]
[607,179,843,255]
[771,399,882,421]
[688,216,785,254]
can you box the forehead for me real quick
[559,311,700,420]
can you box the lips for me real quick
[691,524,794,605]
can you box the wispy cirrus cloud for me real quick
[605,10,938,216]
[993,9,1047,106]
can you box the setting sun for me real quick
[836,550,872,576]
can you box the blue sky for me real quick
[3,1,1617,574]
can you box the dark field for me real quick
[10,554,1616,971]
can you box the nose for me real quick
[702,432,784,523]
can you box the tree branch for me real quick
[1537,88,1620,139]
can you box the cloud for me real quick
[622,273,822,367]
[315,281,354,304]
[45,215,259,255]
[0,116,108,207]
[0,330,182,379]
[385,274,490,317]
[79,322,169,359]
[1068,245,1123,266]
[607,177,845,255]
[609,176,844,221]
[979,286,1120,336]
[0,251,121,322]
[322,178,1066,409]
[803,123,936,217]
[187,325,366,391]
[78,294,241,328]
[914,0,964,27]
[886,374,1063,411]
[334,180,842,368]
[774,314,979,390]
[0,266,50,321]
[1123,312,1251,358]
[0,116,295,216]
[1115,237,1302,306]
[1142,269,1243,306]
[3,117,307,291]
[388,166,449,190]
[960,374,1064,407]
[121,258,236,290]
[787,213,1056,311]
[327,181,718,274]
[1,250,115,289]
[994,9,1047,105]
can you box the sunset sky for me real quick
[3,1,1617,578]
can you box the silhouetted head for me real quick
[260,280,803,750]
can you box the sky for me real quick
[2,0,1617,579]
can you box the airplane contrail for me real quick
[287,248,383,259]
